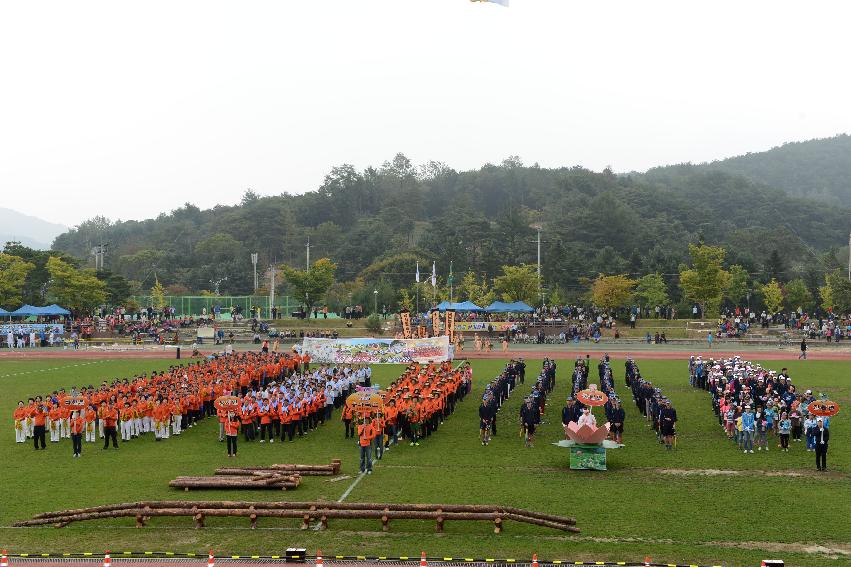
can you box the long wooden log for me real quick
[18,501,578,533]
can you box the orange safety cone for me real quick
[532,554,539,567]
[644,557,651,567]
[103,551,111,567]
[420,552,428,567]
[316,551,323,567]
[1,549,8,567]
[208,551,215,567]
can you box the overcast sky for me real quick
[2,0,850,227]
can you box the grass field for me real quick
[0,356,848,567]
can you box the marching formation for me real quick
[626,357,677,449]
[689,355,832,470]
[11,351,359,458]
[348,361,472,474]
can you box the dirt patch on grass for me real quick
[655,468,848,479]
[710,540,851,558]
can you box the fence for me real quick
[129,296,294,319]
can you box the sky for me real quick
[1,0,850,227]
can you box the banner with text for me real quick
[2,324,65,335]
[302,336,451,364]
[453,321,515,332]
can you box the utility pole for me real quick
[269,264,276,317]
[535,225,543,308]
[449,260,454,303]
[847,231,850,280]
[306,236,311,270]
[251,253,259,292]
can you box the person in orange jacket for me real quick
[101,402,119,449]
[48,403,62,443]
[224,410,240,457]
[13,401,28,443]
[84,405,97,443]
[257,399,273,443]
[358,414,375,474]
[120,402,135,442]
[70,410,85,457]
[240,399,256,442]
[32,398,47,450]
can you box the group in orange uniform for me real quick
[350,361,472,473]
[12,351,331,456]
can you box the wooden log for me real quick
[494,516,502,534]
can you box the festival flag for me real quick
[431,262,436,288]
[415,262,420,283]
[446,310,456,344]
[431,309,441,336]
[400,311,412,339]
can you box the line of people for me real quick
[519,358,556,447]
[627,357,677,449]
[689,355,831,470]
[478,359,527,446]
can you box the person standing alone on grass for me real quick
[814,417,829,471]
[225,410,240,457]
[70,410,84,457]
[799,338,807,359]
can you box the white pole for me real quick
[269,265,276,318]
[537,227,542,307]
[306,236,311,270]
[847,231,850,280]
[251,253,258,292]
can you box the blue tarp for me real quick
[0,308,8,315]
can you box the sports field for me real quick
[0,356,848,567]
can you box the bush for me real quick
[365,314,383,335]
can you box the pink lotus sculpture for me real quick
[565,421,611,445]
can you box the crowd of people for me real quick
[347,361,472,473]
[11,351,351,458]
[689,355,831,470]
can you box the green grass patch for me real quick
[0,357,848,566]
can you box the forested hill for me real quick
[652,134,851,206]
[51,154,851,298]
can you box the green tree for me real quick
[726,264,751,307]
[492,264,538,305]
[365,313,383,335]
[281,258,337,314]
[46,256,107,313]
[0,253,36,308]
[679,244,731,317]
[591,274,636,312]
[150,278,167,311]
[459,271,495,307]
[633,273,669,308]
[784,278,813,312]
[547,284,567,307]
[763,249,785,282]
[760,279,784,315]
[820,270,851,313]
[397,288,414,312]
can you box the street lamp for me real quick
[530,222,543,308]
[373,289,378,315]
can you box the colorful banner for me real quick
[446,310,456,344]
[400,311,412,339]
[302,336,451,364]
[452,321,515,333]
[346,390,384,415]
[1,323,65,335]
[431,310,441,336]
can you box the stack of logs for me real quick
[167,460,341,491]
[13,501,580,534]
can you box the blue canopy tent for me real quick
[432,301,483,312]
[452,301,483,312]
[484,301,513,312]
[41,304,71,316]
[0,308,8,315]
[506,301,534,313]
[10,305,42,317]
